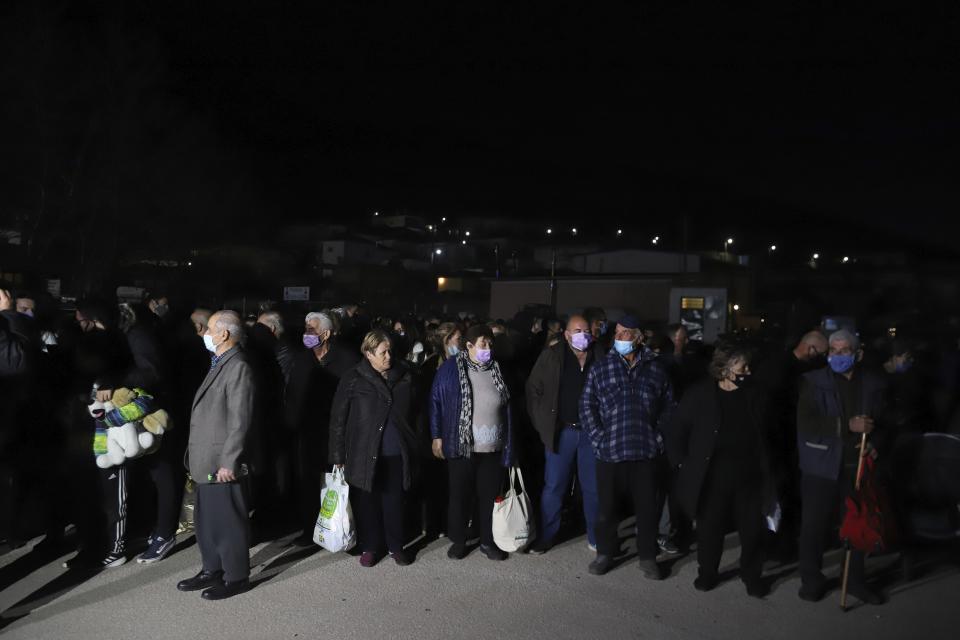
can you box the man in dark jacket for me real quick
[580,315,675,579]
[526,315,605,554]
[285,311,358,543]
[796,329,887,605]
[0,288,36,547]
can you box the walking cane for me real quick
[840,431,869,611]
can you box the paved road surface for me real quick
[1,530,957,640]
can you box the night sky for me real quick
[2,1,958,255]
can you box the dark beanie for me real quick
[465,323,494,345]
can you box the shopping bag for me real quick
[313,466,356,552]
[492,466,535,552]
[176,475,196,535]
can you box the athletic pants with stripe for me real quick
[99,465,128,555]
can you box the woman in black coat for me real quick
[329,329,418,567]
[667,342,776,598]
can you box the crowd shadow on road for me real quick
[0,536,197,632]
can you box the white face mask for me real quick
[203,334,218,353]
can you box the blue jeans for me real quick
[539,426,598,546]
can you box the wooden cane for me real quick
[840,431,869,611]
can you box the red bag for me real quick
[839,455,898,553]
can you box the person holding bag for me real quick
[329,330,418,567]
[429,324,515,561]
[666,342,776,598]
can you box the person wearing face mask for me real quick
[584,307,610,351]
[580,315,675,579]
[882,339,929,435]
[796,329,888,605]
[285,310,359,544]
[329,330,418,567]
[429,323,515,561]
[667,343,776,597]
[525,315,606,554]
[177,310,255,600]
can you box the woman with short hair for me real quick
[667,342,775,597]
[429,323,514,560]
[329,330,418,567]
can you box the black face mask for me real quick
[734,373,751,387]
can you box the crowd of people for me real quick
[0,286,956,602]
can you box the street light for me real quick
[842,256,850,263]
[435,248,442,255]
[652,236,660,245]
[724,237,734,252]
[465,230,471,237]
[617,229,623,236]
[733,304,740,311]
[374,211,379,217]
[571,228,578,236]
[769,245,777,252]
[461,240,466,245]
[813,253,820,260]
[441,217,446,222]
[546,228,553,235]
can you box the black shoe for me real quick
[744,579,769,599]
[588,555,614,576]
[798,581,826,602]
[201,578,250,601]
[447,543,468,560]
[694,575,719,592]
[638,559,663,580]
[847,583,885,605]
[390,551,412,566]
[177,570,224,592]
[479,544,507,561]
[527,540,553,556]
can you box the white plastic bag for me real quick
[313,467,356,552]
[492,466,535,552]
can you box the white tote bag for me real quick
[313,466,356,552]
[492,466,535,552]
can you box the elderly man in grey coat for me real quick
[177,310,256,601]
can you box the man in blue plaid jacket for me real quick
[580,315,675,579]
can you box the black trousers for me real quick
[100,465,129,555]
[138,453,183,541]
[352,456,406,554]
[695,461,764,584]
[595,458,659,560]
[799,472,866,587]
[447,453,502,547]
[195,482,251,582]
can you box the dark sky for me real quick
[3,1,959,255]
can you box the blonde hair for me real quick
[361,329,391,355]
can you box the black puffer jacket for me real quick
[328,359,417,492]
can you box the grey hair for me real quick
[305,311,334,333]
[828,329,860,352]
[258,310,284,336]
[216,310,244,343]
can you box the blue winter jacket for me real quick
[428,356,513,466]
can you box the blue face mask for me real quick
[894,360,912,374]
[447,345,459,357]
[614,339,636,356]
[828,353,856,374]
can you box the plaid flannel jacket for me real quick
[580,347,675,463]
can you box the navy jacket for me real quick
[796,366,887,480]
[428,356,513,466]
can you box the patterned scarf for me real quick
[455,351,510,458]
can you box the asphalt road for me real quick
[1,529,958,640]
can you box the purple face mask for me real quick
[302,334,321,349]
[475,348,492,364]
[570,331,591,351]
